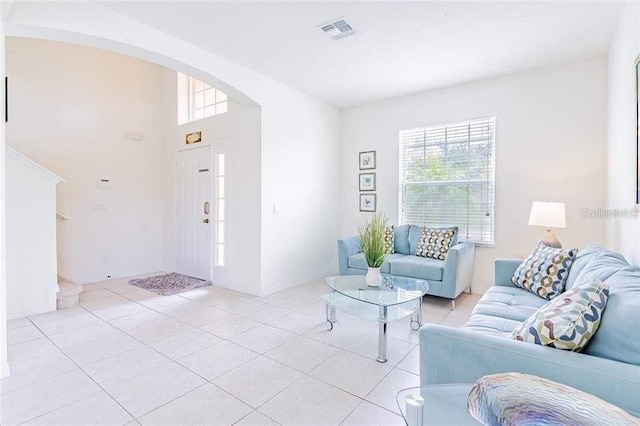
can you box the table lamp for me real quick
[528,201,566,248]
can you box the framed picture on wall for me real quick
[359,173,376,191]
[635,53,640,210]
[186,131,202,144]
[359,151,376,170]
[359,193,376,212]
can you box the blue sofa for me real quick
[419,245,640,417]
[338,225,475,308]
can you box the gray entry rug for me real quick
[128,273,211,296]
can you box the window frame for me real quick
[177,72,228,125]
[213,153,226,267]
[398,117,496,247]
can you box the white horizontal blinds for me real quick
[399,117,496,245]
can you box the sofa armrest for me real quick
[420,324,640,416]
[441,242,475,298]
[337,236,360,275]
[494,258,522,287]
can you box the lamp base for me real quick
[538,229,562,248]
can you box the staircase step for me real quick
[57,280,83,310]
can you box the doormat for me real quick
[128,273,211,296]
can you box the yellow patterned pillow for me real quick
[415,227,457,260]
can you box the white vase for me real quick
[366,267,382,287]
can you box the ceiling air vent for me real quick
[319,17,355,40]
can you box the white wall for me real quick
[341,58,609,292]
[606,1,640,266]
[161,68,263,295]
[260,92,341,295]
[6,37,165,284]
[6,148,60,319]
[5,2,343,296]
[0,19,9,379]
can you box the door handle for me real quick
[204,202,210,215]
[203,218,209,224]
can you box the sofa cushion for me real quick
[564,244,607,290]
[348,253,406,274]
[384,225,395,254]
[512,244,578,300]
[415,227,458,260]
[408,225,423,255]
[464,286,548,337]
[510,280,609,352]
[571,247,631,285]
[389,255,444,281]
[393,225,411,254]
[582,266,640,366]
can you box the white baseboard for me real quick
[8,304,56,321]
[222,281,260,297]
[1,362,10,379]
[260,269,338,297]
[71,268,165,286]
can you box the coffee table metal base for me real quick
[325,298,422,363]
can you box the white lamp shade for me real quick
[528,201,566,228]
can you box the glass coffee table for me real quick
[323,275,429,363]
[397,384,478,425]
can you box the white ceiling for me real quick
[103,1,624,108]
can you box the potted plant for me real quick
[358,211,388,287]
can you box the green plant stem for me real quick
[357,211,388,268]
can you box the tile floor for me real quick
[1,276,480,426]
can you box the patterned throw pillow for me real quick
[415,227,457,260]
[512,244,578,300]
[383,226,395,254]
[510,280,609,351]
[467,373,639,426]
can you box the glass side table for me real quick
[396,384,479,425]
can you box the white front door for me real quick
[176,147,211,280]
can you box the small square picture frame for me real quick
[359,151,376,170]
[359,193,376,212]
[359,173,376,191]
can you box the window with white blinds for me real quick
[399,117,496,246]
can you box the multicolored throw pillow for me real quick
[415,227,457,260]
[512,244,578,300]
[510,280,609,351]
[383,226,395,254]
[467,373,639,426]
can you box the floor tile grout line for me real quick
[230,410,277,426]
[338,399,404,425]
[10,279,436,425]
[8,307,92,353]
[32,292,261,423]
[86,290,286,419]
[251,368,319,415]
[130,381,211,422]
[14,319,139,425]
